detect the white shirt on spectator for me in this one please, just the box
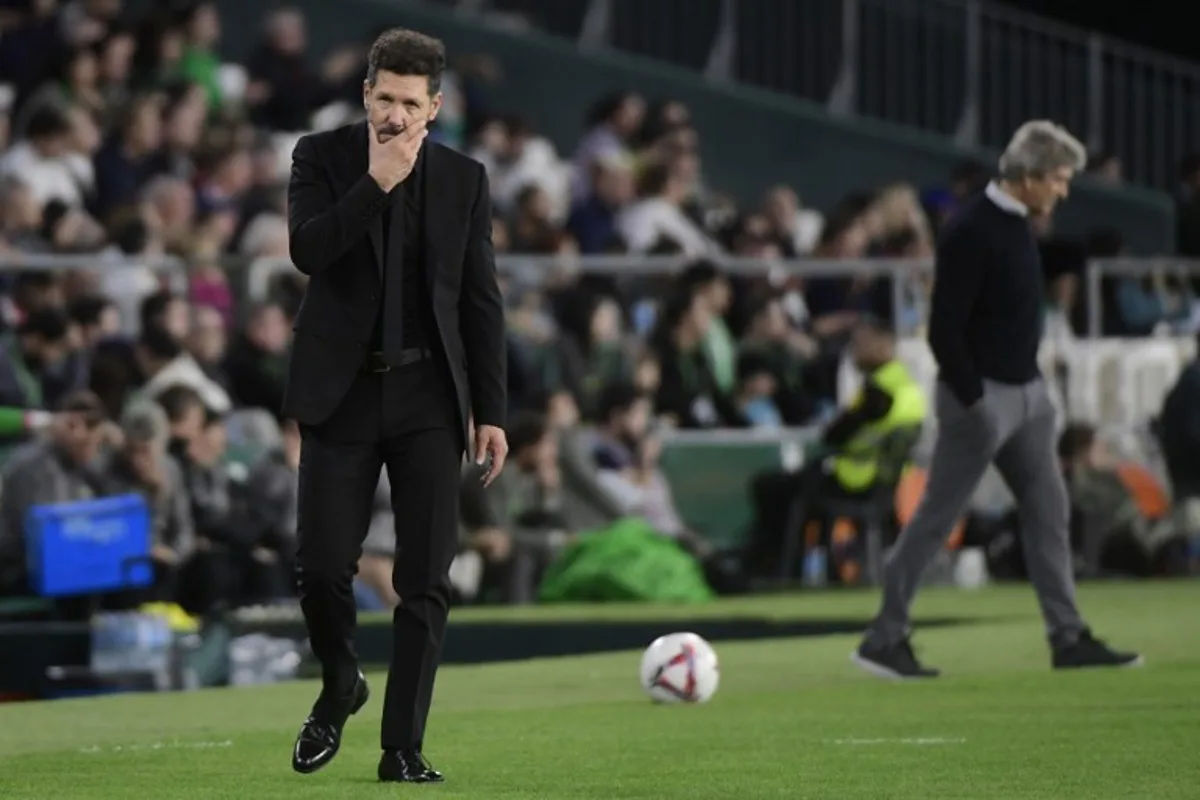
[787,208,825,255]
[594,469,686,538]
[572,125,626,201]
[0,141,91,208]
[143,354,232,414]
[616,198,720,257]
[490,137,571,222]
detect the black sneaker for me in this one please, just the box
[1052,630,1143,670]
[851,638,940,680]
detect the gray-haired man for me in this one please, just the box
[853,121,1141,679]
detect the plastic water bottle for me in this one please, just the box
[229,634,268,686]
[801,547,828,587]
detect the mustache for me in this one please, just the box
[377,119,427,137]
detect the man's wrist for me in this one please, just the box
[368,170,396,193]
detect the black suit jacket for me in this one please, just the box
[281,121,506,449]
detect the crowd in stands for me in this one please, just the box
[0,1,1195,614]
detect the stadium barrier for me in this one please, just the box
[0,253,1194,542]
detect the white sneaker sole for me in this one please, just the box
[849,651,935,681]
[1057,654,1146,671]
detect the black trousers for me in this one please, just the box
[296,357,461,752]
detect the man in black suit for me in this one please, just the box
[284,28,507,784]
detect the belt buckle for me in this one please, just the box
[368,353,390,373]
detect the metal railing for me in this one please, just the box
[1085,257,1200,338]
[247,253,934,335]
[7,251,1200,339]
[447,0,1200,190]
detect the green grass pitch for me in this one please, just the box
[2,581,1198,799]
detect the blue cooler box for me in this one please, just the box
[24,494,154,597]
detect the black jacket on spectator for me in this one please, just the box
[655,339,748,429]
[223,335,286,417]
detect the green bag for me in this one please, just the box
[537,518,715,603]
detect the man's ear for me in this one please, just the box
[427,91,443,123]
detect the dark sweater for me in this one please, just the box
[928,190,1043,407]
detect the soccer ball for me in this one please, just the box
[638,632,720,704]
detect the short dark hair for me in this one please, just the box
[58,389,107,425]
[596,383,644,424]
[67,294,113,328]
[156,384,205,424]
[26,105,71,140]
[139,290,180,332]
[17,308,70,342]
[507,411,549,456]
[366,28,445,93]
[854,313,895,339]
[1057,423,1096,461]
[138,324,182,362]
[679,259,723,291]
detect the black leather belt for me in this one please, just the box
[362,348,430,373]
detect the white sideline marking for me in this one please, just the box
[825,737,966,746]
[78,739,234,754]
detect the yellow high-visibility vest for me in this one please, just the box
[832,360,927,493]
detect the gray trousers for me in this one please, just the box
[865,377,1086,648]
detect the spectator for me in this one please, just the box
[237,416,301,596]
[1059,424,1189,576]
[616,159,720,257]
[571,91,644,201]
[106,400,202,607]
[0,307,78,410]
[679,260,736,395]
[135,323,231,413]
[0,390,110,594]
[0,105,87,208]
[222,300,288,414]
[652,288,747,429]
[461,411,603,603]
[566,152,635,254]
[591,383,714,558]
[92,92,164,216]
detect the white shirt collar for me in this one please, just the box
[985,181,1027,217]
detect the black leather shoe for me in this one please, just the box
[378,749,444,783]
[292,673,370,774]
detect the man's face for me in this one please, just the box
[618,398,652,442]
[54,412,100,464]
[363,70,442,142]
[1022,167,1074,216]
[546,391,579,429]
[172,403,206,444]
[250,305,289,354]
[850,327,889,372]
[125,439,160,484]
[95,304,121,340]
[705,278,731,315]
[754,300,788,340]
[162,298,191,343]
[20,333,67,371]
[594,164,634,206]
[36,132,69,159]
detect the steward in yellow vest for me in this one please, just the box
[824,320,927,495]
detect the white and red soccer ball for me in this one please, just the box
[639,632,720,704]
